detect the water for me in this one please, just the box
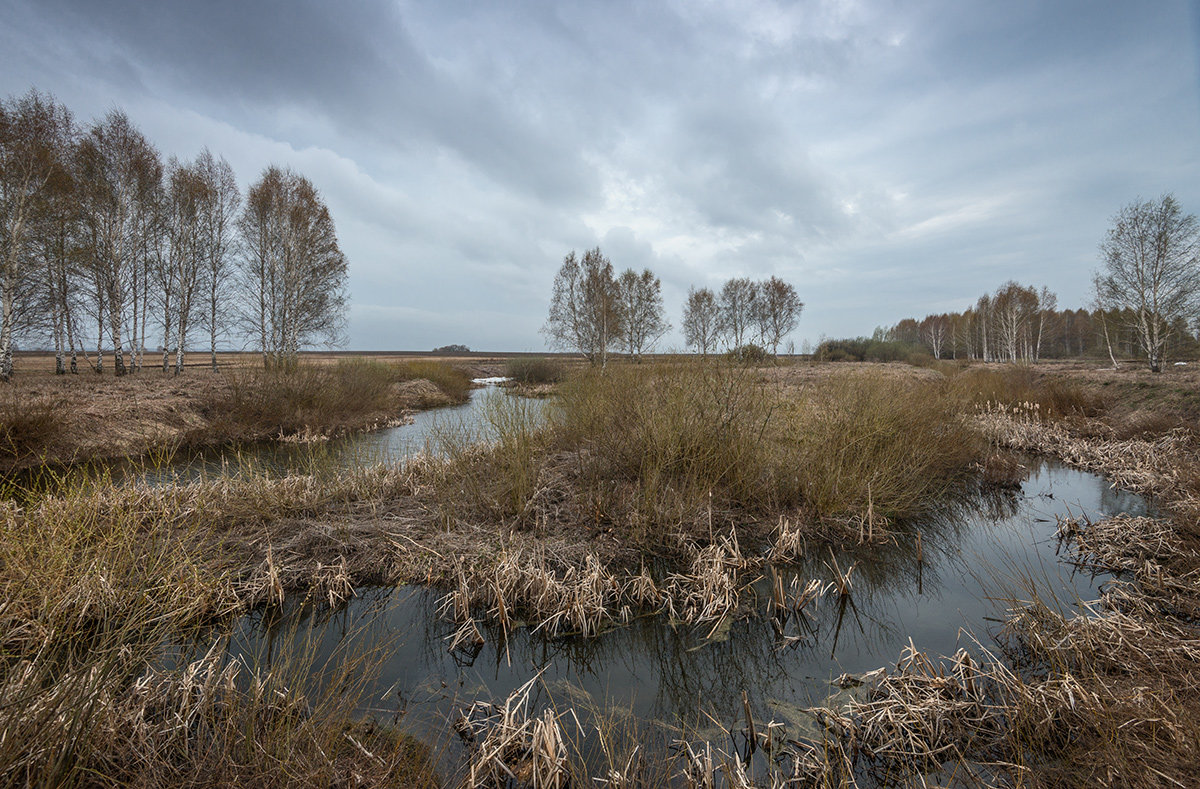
[204,458,1148,774]
[79,380,546,485]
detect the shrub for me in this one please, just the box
[432,360,989,541]
[782,371,982,523]
[813,337,933,365]
[726,344,770,364]
[505,357,566,385]
[203,359,398,439]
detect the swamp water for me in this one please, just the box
[26,382,1151,779]
[54,377,546,486]
[197,452,1147,778]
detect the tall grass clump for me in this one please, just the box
[202,359,399,440]
[430,388,551,521]
[951,366,1105,419]
[0,468,440,786]
[392,359,473,403]
[429,361,991,543]
[554,362,784,530]
[786,371,983,528]
[0,390,63,460]
[505,356,566,385]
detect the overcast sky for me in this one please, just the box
[3,1,1198,351]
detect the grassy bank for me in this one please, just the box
[0,358,473,473]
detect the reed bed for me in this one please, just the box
[7,362,1190,786]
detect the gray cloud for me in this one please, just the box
[1,0,1198,351]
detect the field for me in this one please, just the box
[1,353,1198,786]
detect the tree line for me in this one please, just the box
[868,195,1200,372]
[544,247,803,364]
[0,89,348,380]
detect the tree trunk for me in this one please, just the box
[0,275,13,382]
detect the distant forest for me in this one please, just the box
[818,280,1200,364]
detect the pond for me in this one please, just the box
[201,457,1147,779]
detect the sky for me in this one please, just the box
[2,0,1198,352]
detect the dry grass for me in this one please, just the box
[434,362,987,550]
[0,357,475,473]
[0,466,440,787]
[199,358,424,442]
[10,360,1198,786]
[784,370,982,531]
[0,388,64,460]
[504,357,566,385]
[392,359,473,403]
[950,365,1107,419]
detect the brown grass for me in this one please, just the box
[10,359,1199,786]
[0,389,64,460]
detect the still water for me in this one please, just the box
[102,379,546,484]
[207,457,1146,773]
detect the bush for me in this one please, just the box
[783,371,982,522]
[430,360,989,542]
[505,357,566,385]
[813,337,928,364]
[726,344,770,364]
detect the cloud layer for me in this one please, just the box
[2,0,1198,350]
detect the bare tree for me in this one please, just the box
[1094,194,1200,372]
[236,166,347,368]
[1033,286,1058,362]
[920,314,948,359]
[0,90,73,380]
[237,166,281,368]
[75,110,160,376]
[681,286,720,355]
[757,276,802,354]
[991,281,1038,362]
[616,267,669,362]
[718,277,757,350]
[543,247,622,367]
[195,149,240,371]
[166,157,205,374]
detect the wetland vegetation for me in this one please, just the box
[2,353,1199,787]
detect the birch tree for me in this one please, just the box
[718,277,757,350]
[616,267,669,362]
[75,110,160,376]
[1094,194,1200,372]
[166,158,205,374]
[236,166,347,368]
[757,276,802,354]
[196,149,240,371]
[681,286,720,355]
[0,90,73,380]
[544,247,622,367]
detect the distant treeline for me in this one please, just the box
[818,280,1200,364]
[0,89,348,380]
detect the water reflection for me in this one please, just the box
[192,458,1147,775]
